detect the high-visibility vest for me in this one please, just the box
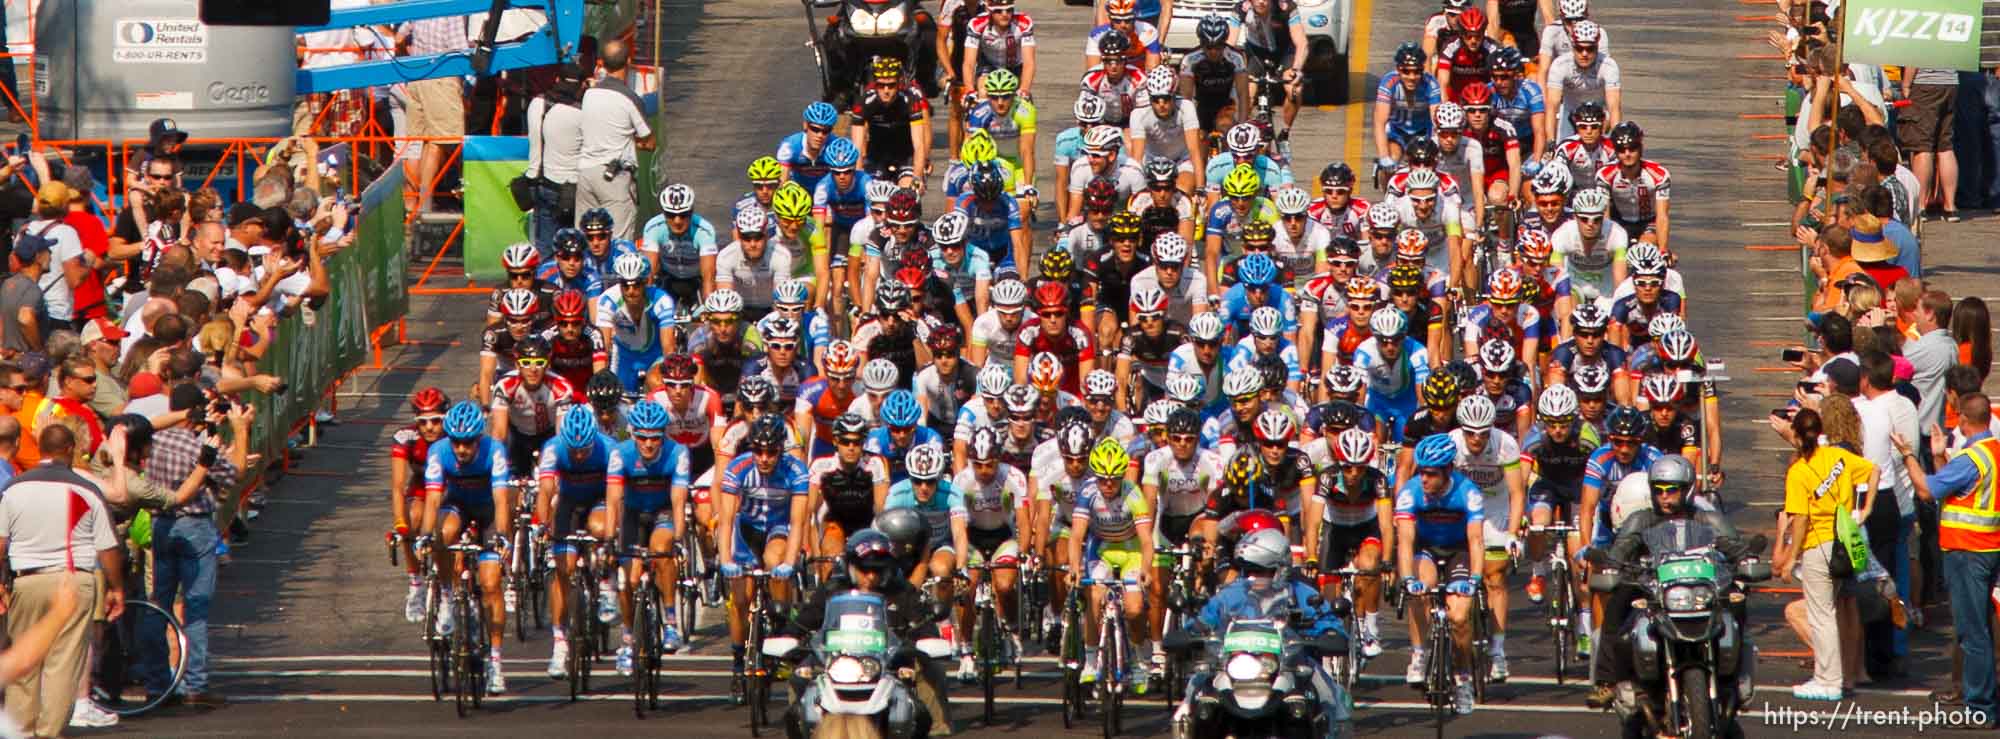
[1940,437,2000,552]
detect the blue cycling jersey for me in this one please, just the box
[641,213,716,281]
[723,452,812,530]
[864,426,945,485]
[883,481,968,549]
[424,436,510,507]
[1219,286,1298,337]
[537,261,598,297]
[1374,74,1442,140]
[952,193,1023,268]
[1492,80,1546,151]
[609,438,692,512]
[1392,470,1485,549]
[1584,443,1662,502]
[813,170,875,228]
[538,433,618,503]
[776,132,851,194]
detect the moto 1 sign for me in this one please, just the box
[1843,0,1983,72]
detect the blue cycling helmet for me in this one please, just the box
[629,400,669,434]
[1238,253,1277,287]
[823,137,860,169]
[880,389,922,428]
[443,401,486,441]
[1413,433,1458,469]
[804,102,839,128]
[558,405,599,450]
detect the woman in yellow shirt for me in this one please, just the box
[1774,406,1880,701]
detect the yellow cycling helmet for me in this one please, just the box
[1222,163,1262,198]
[960,129,998,164]
[1040,248,1074,280]
[1107,211,1143,239]
[771,182,814,221]
[747,156,784,184]
[1088,437,1130,478]
[982,69,1021,95]
[1222,449,1266,488]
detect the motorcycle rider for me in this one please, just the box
[780,529,938,739]
[1176,527,1350,733]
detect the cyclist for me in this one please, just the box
[1168,313,1231,410]
[1133,233,1212,325]
[1386,263,1451,362]
[1472,338,1535,441]
[489,242,557,328]
[777,102,847,193]
[856,359,904,428]
[809,138,870,269]
[967,279,1029,368]
[637,184,711,310]
[1398,372,1463,485]
[1393,432,1486,715]
[744,317,812,407]
[1177,15,1250,136]
[1460,83,1524,209]
[538,229,597,296]
[1520,166,1572,237]
[1082,34,1146,127]
[1607,246,1681,351]
[1270,186,1328,283]
[951,366,1013,469]
[536,405,618,679]
[688,289,766,403]
[1296,244,1363,367]
[1375,42,1443,168]
[883,444,972,659]
[1519,384,1596,621]
[1487,48,1547,167]
[1514,229,1571,339]
[1552,101,1614,190]
[711,207,788,319]
[807,412,889,579]
[1065,437,1156,690]
[1428,108,1487,229]
[1080,368,1139,447]
[480,289,547,406]
[794,340,866,459]
[853,281,923,385]
[607,400,692,675]
[1545,303,1625,391]
[1577,406,1660,556]
[1570,360,1615,439]
[761,279,835,373]
[850,57,931,190]
[577,208,638,283]
[770,183,830,302]
[1084,212,1153,344]
[930,213,993,319]
[1460,268,1543,377]
[1448,395,1526,681]
[586,370,632,440]
[491,336,578,477]
[1229,306,1301,391]
[1247,409,1317,530]
[956,162,1030,281]
[718,415,812,683]
[1140,402,1220,631]
[1549,186,1625,308]
[951,426,1031,670]
[1541,21,1620,141]
[1318,275,1382,368]
[967,70,1040,211]
[1309,163,1371,242]
[423,401,513,695]
[1644,329,1721,486]
[1237,0,1309,133]
[649,354,725,534]
[1638,372,1700,460]
[1086,0,1161,70]
[1011,281,1096,396]
[1221,251,1296,335]
[1303,427,1393,657]
[1130,67,1204,195]
[393,388,451,622]
[1355,309,1433,442]
[914,325,977,436]
[1114,287,1184,414]
[1434,8,1501,103]
[593,254,677,394]
[1596,121,1671,250]
[1537,0,1609,86]
[960,0,1039,118]
[869,390,944,486]
[735,157,786,234]
[853,191,929,316]
[1204,367,1266,452]
[1053,96,1111,224]
[1204,164,1278,283]
[1027,419,1094,635]
[1393,173,1466,289]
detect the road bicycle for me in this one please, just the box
[1157,541,1206,703]
[1528,521,1583,684]
[506,478,548,642]
[1320,561,1383,694]
[737,567,781,736]
[1063,576,1135,739]
[445,529,493,717]
[563,533,614,701]
[626,545,676,717]
[962,560,1019,725]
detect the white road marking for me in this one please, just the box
[1740,221,1791,227]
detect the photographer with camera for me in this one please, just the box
[575,40,654,241]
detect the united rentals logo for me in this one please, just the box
[1849,7,1975,47]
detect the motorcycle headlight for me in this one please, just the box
[1225,652,1273,682]
[827,655,879,683]
[1663,584,1713,613]
[850,6,906,37]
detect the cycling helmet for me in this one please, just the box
[1456,394,1496,430]
[1570,186,1611,215]
[1609,121,1644,150]
[871,55,904,82]
[1237,253,1277,287]
[1559,0,1589,20]
[559,405,599,449]
[1387,263,1425,293]
[1165,372,1204,403]
[1242,220,1277,245]
[1188,312,1226,342]
[1393,41,1425,69]
[969,163,1006,201]
[1033,280,1069,311]
[1444,359,1480,392]
[612,252,650,284]
[1492,46,1526,72]
[501,242,540,272]
[873,508,926,557]
[738,375,777,408]
[1457,6,1488,31]
[747,156,785,184]
[973,365,1011,399]
[1225,123,1261,156]
[1421,373,1462,409]
[1433,102,1466,131]
[1659,329,1699,364]
[1143,156,1178,185]
[411,387,450,417]
[659,183,696,214]
[763,316,801,342]
[1641,372,1685,405]
[1518,228,1554,261]
[1402,167,1440,192]
[1272,185,1312,215]
[1459,82,1494,109]
[1253,409,1296,443]
[1235,528,1290,572]
[804,101,839,128]
[954,425,999,465]
[1530,164,1573,195]
[1627,243,1668,276]
[1642,315,1683,344]
[1325,365,1366,396]
[1486,268,1526,305]
[629,400,669,434]
[1196,14,1231,45]
[1088,437,1130,478]
[747,414,789,452]
[705,288,745,315]
[1570,303,1610,332]
[773,182,815,221]
[499,288,539,320]
[1335,428,1376,466]
[580,208,614,234]
[1105,0,1137,20]
[961,129,999,164]
[1056,422,1094,458]
[1040,248,1075,280]
[1538,384,1580,421]
[1571,360,1612,394]
[1342,276,1378,303]
[991,279,1029,309]
[1248,306,1284,337]
[1029,352,1064,391]
[545,287,582,320]
[1096,31,1131,57]
[1254,354,1288,391]
[516,335,551,360]
[1221,164,1262,198]
[875,279,911,312]
[1129,286,1168,316]
[884,191,921,226]
[1606,406,1647,439]
[1369,306,1408,338]
[844,529,898,572]
[926,324,963,354]
[1082,177,1120,212]
[1152,232,1191,264]
[824,340,861,376]
[1648,454,1696,491]
[1144,399,1177,427]
[773,278,812,308]
[1074,92,1108,124]
[1143,66,1177,98]
[982,68,1022,96]
[1569,101,1607,126]
[586,370,623,409]
[1477,338,1516,375]
[1223,366,1263,398]
[735,205,771,235]
[443,400,487,440]
[1002,384,1039,415]
[865,179,900,207]
[1165,407,1201,437]
[906,443,947,481]
[1083,125,1123,153]
[1413,433,1457,469]
[1367,202,1400,231]
[660,353,697,381]
[862,358,901,392]
[1404,139,1440,168]
[1569,19,1602,45]
[1223,450,1266,488]
[1083,369,1118,399]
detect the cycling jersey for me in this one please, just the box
[1375,74,1443,142]
[1609,291,1684,348]
[743,355,814,406]
[1595,160,1672,227]
[538,431,617,503]
[688,322,765,399]
[851,84,930,166]
[776,132,851,193]
[1074,480,1152,544]
[1522,425,1596,488]
[1645,414,1701,456]
[1555,136,1614,189]
[1354,335,1431,437]
[1012,319,1096,395]
[967,98,1038,164]
[723,452,812,531]
[1202,155,1292,195]
[1131,265,1212,326]
[1470,119,1521,182]
[481,325,543,376]
[932,241,994,308]
[1237,0,1300,56]
[795,376,867,451]
[1385,167,1466,203]
[864,425,945,485]
[593,286,676,355]
[811,454,889,532]
[853,315,924,386]
[1314,463,1388,528]
[1030,444,1092,530]
[1545,53,1621,121]
[968,309,1023,369]
[813,171,875,232]
[425,436,511,507]
[1450,428,1521,498]
[645,385,725,449]
[1583,442,1662,542]
[1260,448,1318,515]
[1180,47,1246,128]
[884,480,969,550]
[1051,125,1088,178]
[1401,411,1458,449]
[964,13,1036,73]
[1118,322,1185,388]
[951,463,1028,532]
[1392,471,1485,549]
[392,426,439,497]
[1435,37,1504,101]
[1459,303,1544,352]
[538,324,608,391]
[1204,197,1279,263]
[1307,197,1371,241]
[1391,196,1463,278]
[537,261,598,297]
[1491,80,1546,151]
[1142,446,1221,520]
[1549,218,1629,299]
[1128,97,1200,163]
[608,438,692,513]
[1431,137,1486,194]
[1080,64,1146,125]
[913,363,977,429]
[952,192,1024,270]
[1547,340,1628,379]
[492,373,578,437]
[1227,335,1302,384]
[640,213,717,282]
[1270,221,1331,284]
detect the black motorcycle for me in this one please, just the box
[803,0,940,109]
[1164,581,1352,739]
[1586,526,1770,739]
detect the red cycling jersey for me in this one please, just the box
[389,425,436,497]
[1012,319,1097,395]
[644,384,725,448]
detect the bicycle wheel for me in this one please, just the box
[978,605,997,725]
[530,541,549,629]
[748,611,767,736]
[1551,565,1572,685]
[568,573,589,701]
[512,530,530,642]
[453,597,475,718]
[1100,619,1122,739]
[106,599,191,717]
[1428,611,1453,739]
[634,588,654,718]
[468,597,488,710]
[1472,588,1490,703]
[647,588,665,709]
[1060,604,1081,729]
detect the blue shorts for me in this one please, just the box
[437,500,504,564]
[618,505,677,558]
[732,519,792,566]
[1365,391,1419,441]
[1387,127,1432,151]
[613,347,663,394]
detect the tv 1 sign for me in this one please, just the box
[1843,0,1984,72]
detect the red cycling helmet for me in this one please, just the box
[1082,178,1119,213]
[927,324,963,352]
[1034,280,1069,311]
[895,266,928,291]
[660,352,698,381]
[552,289,588,321]
[1459,82,1494,108]
[1229,509,1284,539]
[1458,7,1488,32]
[410,387,449,417]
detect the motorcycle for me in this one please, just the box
[1586,525,1770,739]
[803,0,939,109]
[1164,581,1352,739]
[766,591,954,739]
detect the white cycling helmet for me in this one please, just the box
[1152,232,1191,264]
[1188,312,1227,342]
[1074,92,1108,124]
[1249,306,1284,337]
[865,178,899,205]
[906,443,947,481]
[1084,125,1123,152]
[499,287,539,317]
[1538,383,1580,418]
[1641,372,1685,405]
[1366,201,1400,230]
[1570,19,1602,45]
[862,358,901,392]
[1627,243,1669,276]
[1647,312,1686,340]
[1253,409,1296,442]
[1403,167,1440,192]
[611,252,650,284]
[967,426,1002,462]
[501,242,539,271]
[1571,302,1611,332]
[1166,371,1205,403]
[1530,164,1573,195]
[1456,394,1497,430]
[1477,338,1516,374]
[932,211,970,246]
[1324,365,1365,395]
[1144,66,1178,97]
[1335,427,1377,465]
[1569,186,1611,215]
[659,183,696,214]
[1002,384,1038,414]
[1144,399,1179,426]
[1272,185,1312,215]
[762,316,801,340]
[1222,366,1264,397]
[1225,123,1261,155]
[1369,308,1408,338]
[1660,329,1699,363]
[1084,369,1118,399]
[992,278,1029,309]
[705,288,745,314]
[1433,102,1466,131]
[775,278,811,307]
[977,364,1013,398]
[734,205,769,234]
[1559,0,1589,20]
[1571,360,1612,394]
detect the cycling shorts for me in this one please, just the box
[1613,216,1657,237]
[1482,169,1510,192]
[1365,392,1419,442]
[1151,511,1201,565]
[618,508,676,555]
[1085,538,1147,584]
[436,502,504,564]
[1319,519,1383,567]
[613,346,663,393]
[1527,478,1581,517]
[506,430,551,479]
[733,519,789,567]
[966,525,1020,566]
[1415,546,1477,595]
[551,497,608,556]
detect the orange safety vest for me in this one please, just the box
[1940,437,2000,552]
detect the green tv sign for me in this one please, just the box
[1844,0,1984,72]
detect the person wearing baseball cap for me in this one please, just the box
[125,118,188,191]
[80,318,128,418]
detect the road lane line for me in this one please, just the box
[1341,0,1376,169]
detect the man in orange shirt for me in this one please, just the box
[1809,225,1863,315]
[0,360,40,467]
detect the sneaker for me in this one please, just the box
[596,588,620,624]
[702,568,724,607]
[547,639,570,679]
[958,654,978,683]
[404,585,426,624]
[487,661,507,695]
[1079,648,1100,684]
[1005,632,1022,665]
[1488,655,1509,683]
[662,624,685,653]
[1360,634,1383,659]
[1792,681,1843,701]
[1133,672,1151,696]
[68,699,118,728]
[1946,210,1963,223]
[1526,575,1545,604]
[617,645,635,677]
[1586,683,1615,709]
[435,601,456,636]
[1405,650,1427,685]
[1453,673,1475,714]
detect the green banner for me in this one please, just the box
[461,135,661,284]
[1842,0,1984,72]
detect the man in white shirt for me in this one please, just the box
[525,63,587,250]
[575,40,655,241]
[1852,350,1918,670]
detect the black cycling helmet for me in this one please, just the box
[1196,15,1230,45]
[747,414,789,452]
[1606,405,1648,439]
[552,228,587,256]
[1097,31,1131,57]
[1610,120,1644,150]
[1393,41,1425,68]
[1404,138,1440,168]
[579,208,614,234]
[1319,162,1356,189]
[1492,46,1526,72]
[844,529,899,572]
[586,370,623,409]
[1165,407,1200,437]
[1570,101,1607,126]
[1321,400,1366,430]
[873,507,929,562]
[515,335,551,360]
[1253,354,1288,392]
[1443,359,1480,395]
[832,412,870,440]
[970,163,1005,201]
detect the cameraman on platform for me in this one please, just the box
[575,39,654,241]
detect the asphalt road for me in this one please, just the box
[81,0,2000,736]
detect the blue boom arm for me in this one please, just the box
[294,0,582,95]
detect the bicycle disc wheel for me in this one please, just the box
[453,599,474,718]
[110,599,191,717]
[634,592,653,718]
